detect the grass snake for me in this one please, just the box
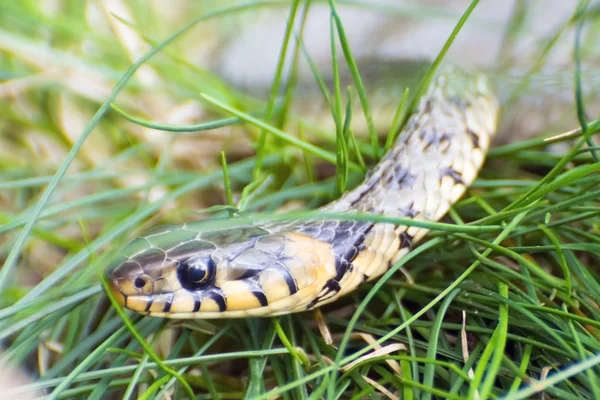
[106,67,499,318]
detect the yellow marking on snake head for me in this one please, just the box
[220,280,263,311]
[169,290,196,313]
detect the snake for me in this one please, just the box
[106,67,499,319]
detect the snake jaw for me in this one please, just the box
[106,275,127,308]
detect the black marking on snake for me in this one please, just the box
[399,232,413,250]
[423,98,433,113]
[163,295,174,312]
[193,298,201,312]
[441,167,464,184]
[145,298,153,312]
[252,290,268,307]
[467,129,480,149]
[391,165,416,189]
[208,290,227,312]
[244,275,270,307]
[279,267,298,295]
[399,201,418,219]
[334,245,357,274]
[309,223,374,308]
[307,280,341,309]
[420,129,452,151]
[334,223,374,274]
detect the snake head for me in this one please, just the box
[106,223,337,318]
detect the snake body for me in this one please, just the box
[106,68,499,318]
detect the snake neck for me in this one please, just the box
[324,69,498,219]
[282,70,499,307]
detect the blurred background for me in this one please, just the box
[1,0,600,396]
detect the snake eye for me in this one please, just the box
[177,256,216,290]
[134,277,147,289]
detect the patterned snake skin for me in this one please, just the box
[106,67,499,318]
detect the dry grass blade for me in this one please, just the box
[342,343,407,373]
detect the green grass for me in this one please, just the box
[1,0,600,399]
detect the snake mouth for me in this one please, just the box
[106,276,159,313]
[106,279,127,307]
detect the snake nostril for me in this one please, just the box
[134,277,146,289]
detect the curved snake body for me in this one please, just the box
[106,68,499,318]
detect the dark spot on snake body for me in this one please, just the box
[326,280,341,294]
[243,276,268,306]
[394,163,408,177]
[252,290,268,307]
[279,268,298,295]
[208,290,227,312]
[467,129,480,149]
[399,232,413,250]
[344,246,359,263]
[162,294,175,312]
[334,258,349,281]
[420,129,452,151]
[145,298,153,312]
[441,167,464,184]
[399,201,418,219]
[193,298,201,312]
[423,98,433,113]
[192,293,202,312]
[332,223,373,280]
[306,298,318,310]
[439,131,452,144]
[307,279,341,309]
[390,165,416,189]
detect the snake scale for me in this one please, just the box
[106,67,499,318]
